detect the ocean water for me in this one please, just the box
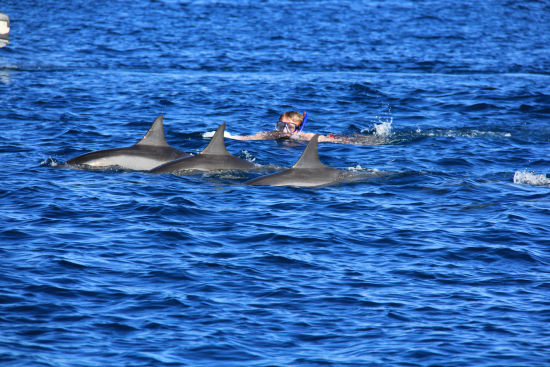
[1,1,549,366]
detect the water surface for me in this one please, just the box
[1,1,549,366]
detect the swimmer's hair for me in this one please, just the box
[280,111,304,125]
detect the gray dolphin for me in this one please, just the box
[65,115,190,171]
[150,123,256,174]
[246,135,357,187]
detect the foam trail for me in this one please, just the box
[513,170,550,187]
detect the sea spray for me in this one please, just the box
[371,105,394,138]
[513,170,550,187]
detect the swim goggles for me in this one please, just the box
[275,112,308,134]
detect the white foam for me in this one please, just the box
[419,128,511,139]
[513,170,550,187]
[347,164,365,172]
[240,150,256,163]
[374,117,393,137]
[41,157,60,167]
[359,106,394,138]
[373,106,394,137]
[346,166,383,175]
[202,130,233,139]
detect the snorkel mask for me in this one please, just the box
[275,112,308,134]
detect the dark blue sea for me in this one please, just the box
[1,1,549,366]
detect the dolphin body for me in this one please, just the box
[246,135,357,187]
[150,123,255,174]
[65,115,190,171]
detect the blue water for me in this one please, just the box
[1,1,550,366]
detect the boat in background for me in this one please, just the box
[0,13,9,47]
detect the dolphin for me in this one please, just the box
[246,135,358,187]
[150,123,256,174]
[65,115,190,171]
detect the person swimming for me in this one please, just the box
[230,111,351,143]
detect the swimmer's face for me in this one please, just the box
[275,114,300,134]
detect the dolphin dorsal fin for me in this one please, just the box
[135,115,169,147]
[201,123,230,155]
[292,135,328,169]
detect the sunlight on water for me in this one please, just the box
[513,170,550,187]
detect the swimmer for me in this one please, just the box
[230,111,352,144]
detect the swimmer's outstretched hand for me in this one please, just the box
[229,131,291,141]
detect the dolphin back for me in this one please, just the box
[135,115,170,147]
[149,123,255,174]
[201,123,229,155]
[246,135,346,187]
[292,135,328,169]
[64,115,189,170]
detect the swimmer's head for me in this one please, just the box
[275,111,308,134]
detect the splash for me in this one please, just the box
[347,164,365,172]
[358,105,394,139]
[346,165,384,175]
[41,157,61,167]
[375,105,394,137]
[369,105,394,138]
[202,130,233,139]
[240,150,256,163]
[513,170,550,187]
[374,117,393,137]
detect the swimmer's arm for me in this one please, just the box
[229,131,358,144]
[320,134,378,145]
[293,132,348,144]
[229,131,290,140]
[318,134,340,143]
[229,132,266,141]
